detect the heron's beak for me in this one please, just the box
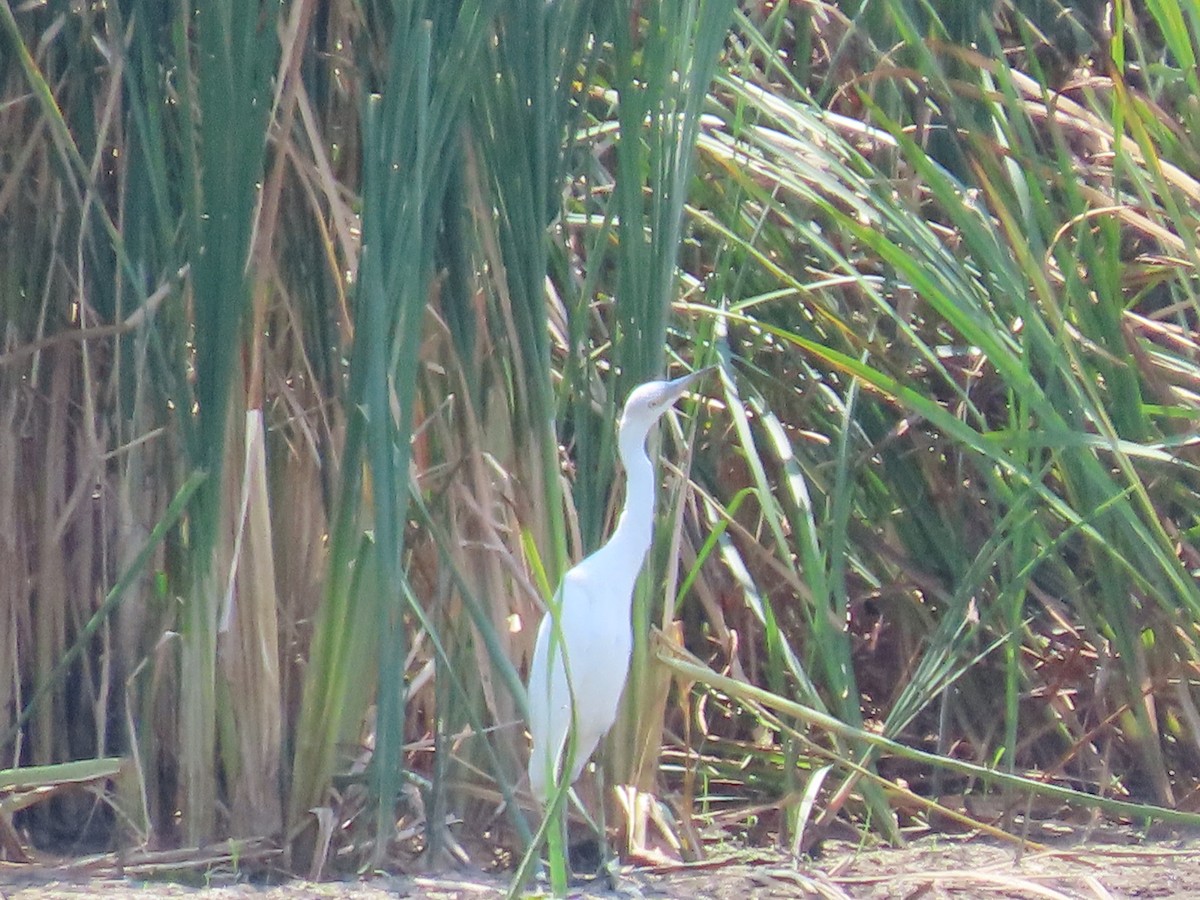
[665,365,717,399]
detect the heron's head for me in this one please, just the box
[619,366,715,432]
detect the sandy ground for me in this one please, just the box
[1,832,1199,900]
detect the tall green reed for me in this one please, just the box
[600,0,737,805]
[676,1,1200,837]
[288,0,502,863]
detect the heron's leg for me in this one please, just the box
[567,785,599,833]
[565,773,617,886]
[594,762,619,889]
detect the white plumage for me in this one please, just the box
[526,368,710,804]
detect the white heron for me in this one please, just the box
[526,366,713,807]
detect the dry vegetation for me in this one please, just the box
[4,0,1200,894]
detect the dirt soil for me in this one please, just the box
[2,832,1199,900]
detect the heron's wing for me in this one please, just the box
[525,563,636,799]
[526,600,570,802]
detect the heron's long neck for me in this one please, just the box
[608,423,657,570]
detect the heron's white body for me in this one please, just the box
[526,370,707,804]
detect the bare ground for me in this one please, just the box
[2,832,1199,900]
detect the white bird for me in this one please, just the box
[527,367,712,805]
